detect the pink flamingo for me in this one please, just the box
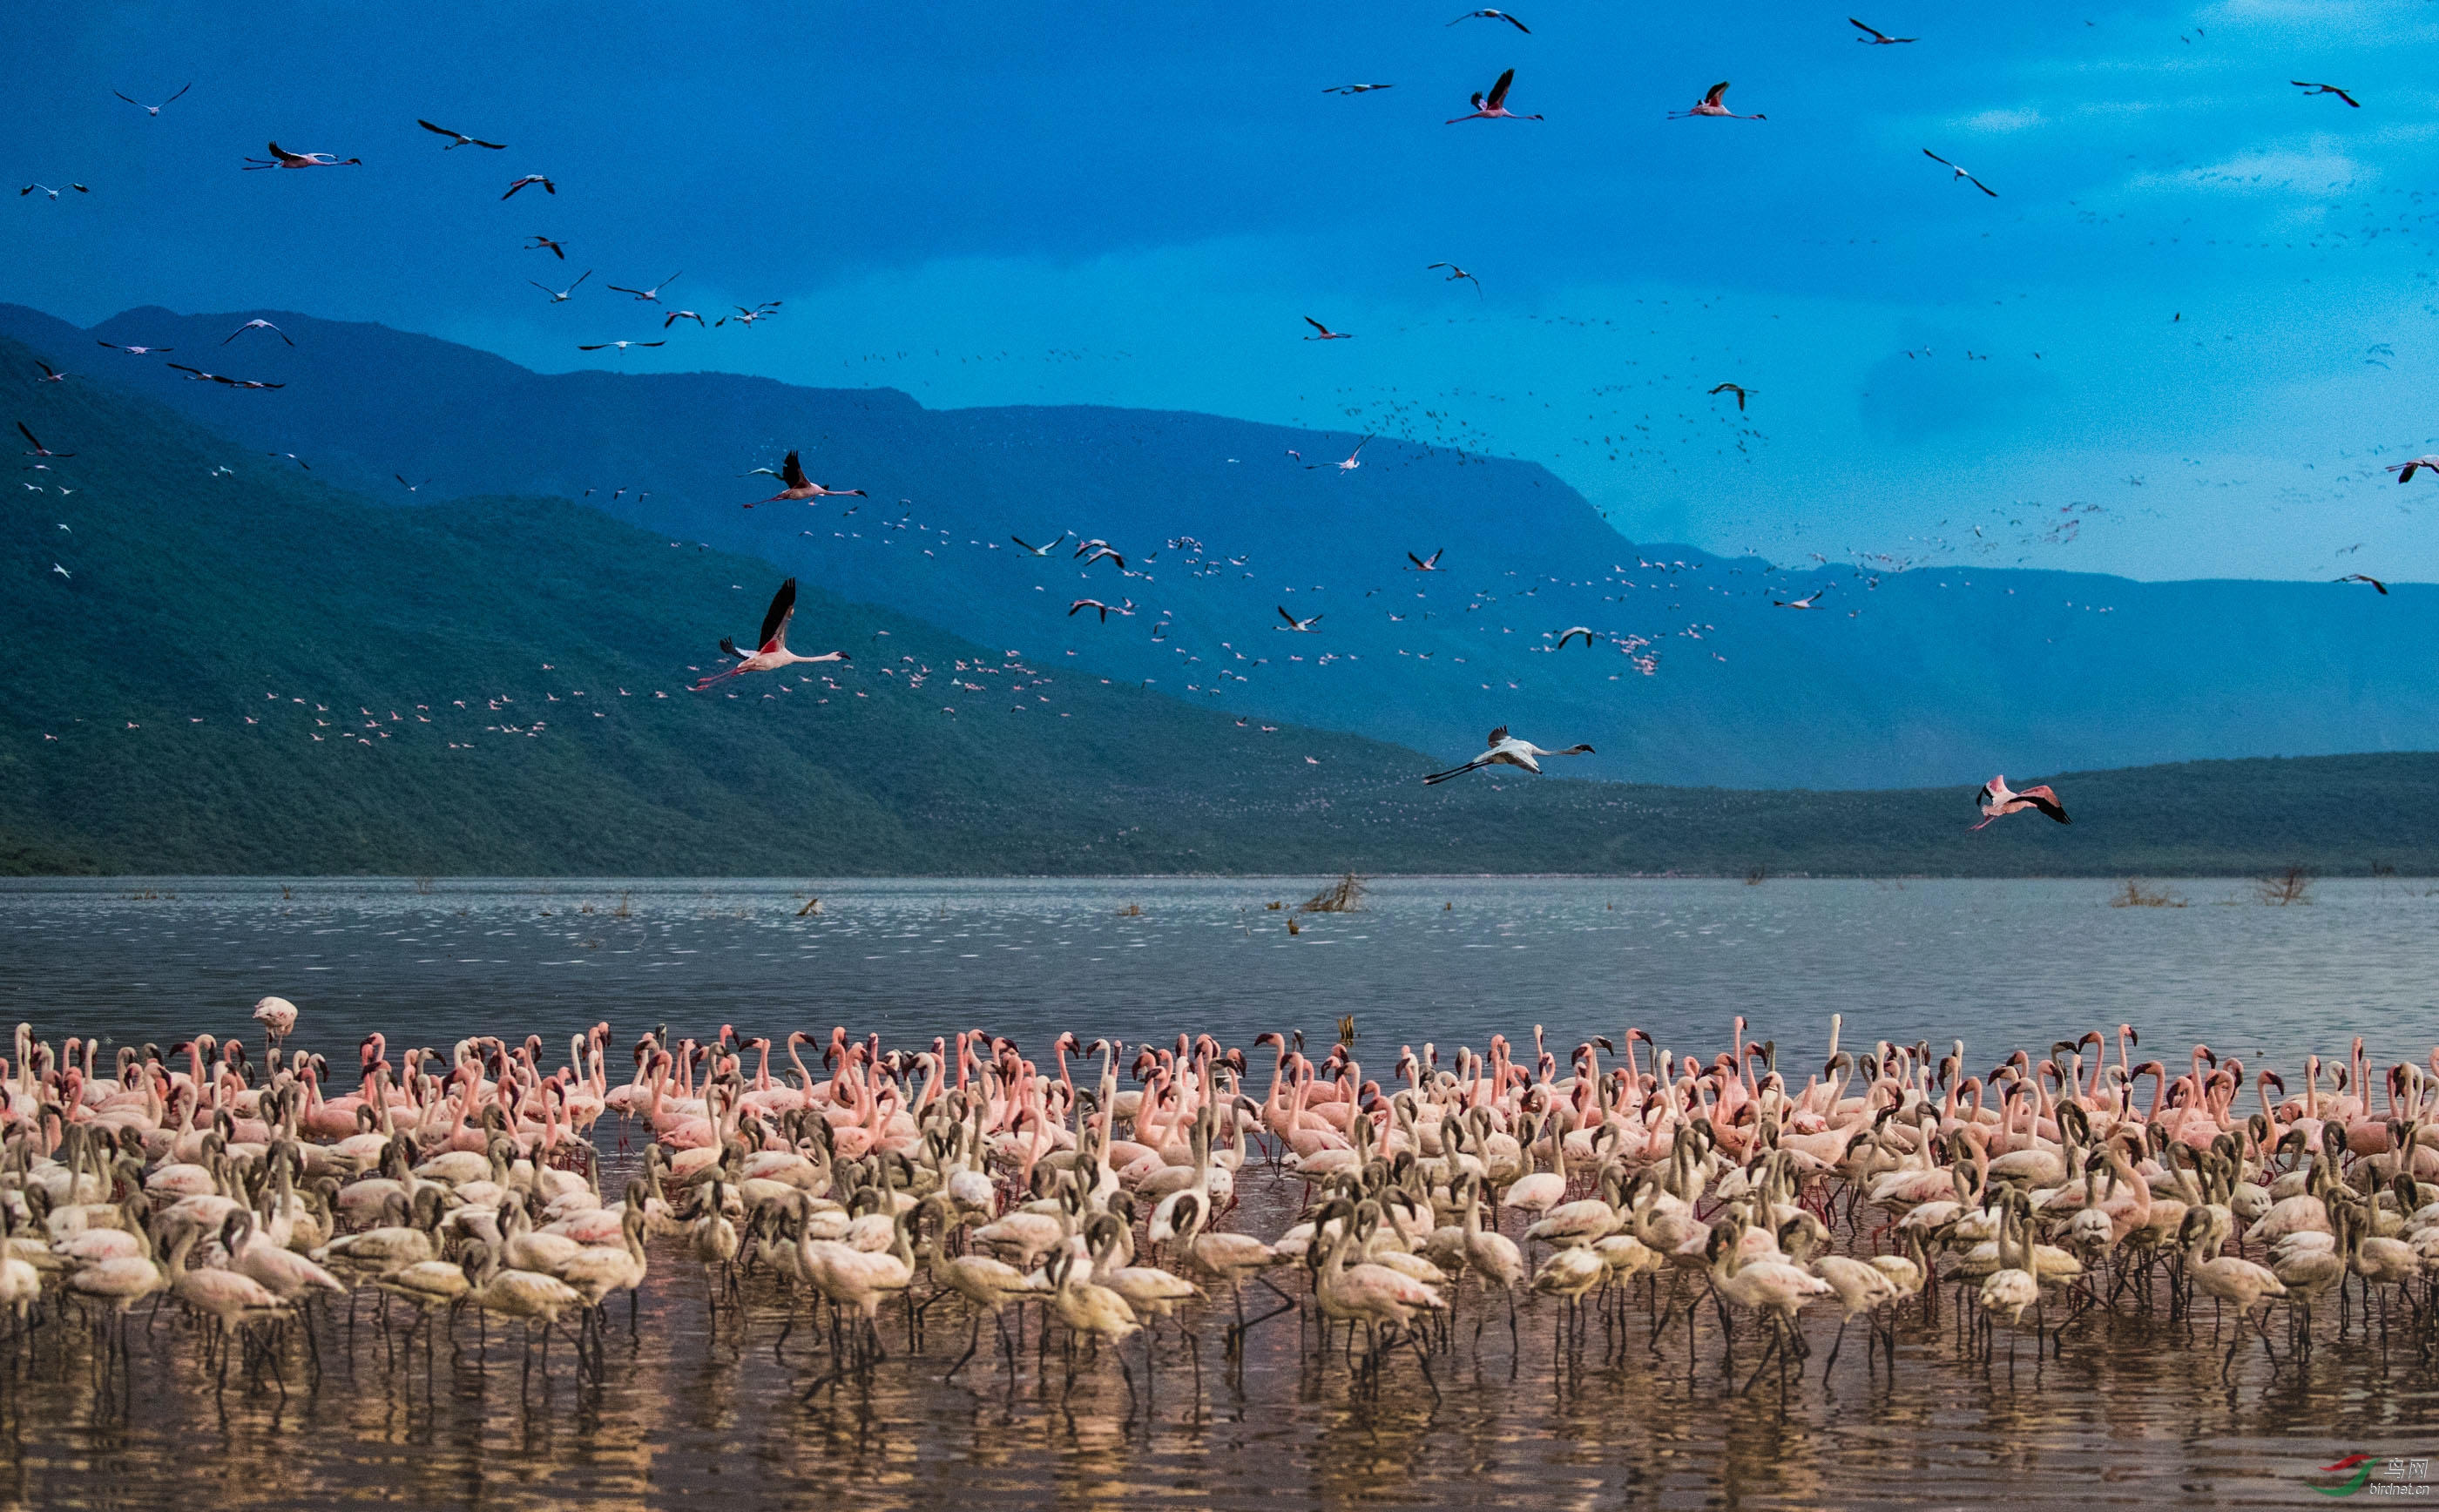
[243,143,361,169]
[743,450,865,506]
[1972,774,2069,829]
[1448,69,1543,124]
[691,578,849,691]
[1670,82,1765,120]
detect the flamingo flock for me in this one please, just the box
[6,1002,2435,1410]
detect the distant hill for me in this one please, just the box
[7,302,2437,792]
[6,330,2439,878]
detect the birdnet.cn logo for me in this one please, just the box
[2306,1454,2429,1497]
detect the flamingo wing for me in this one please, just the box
[1304,316,1330,336]
[1922,148,1953,168]
[1278,606,1301,628]
[758,577,798,655]
[1486,725,1510,746]
[2017,786,2071,824]
[1704,82,1731,107]
[1485,70,1516,110]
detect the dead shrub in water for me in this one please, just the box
[1301,874,1366,913]
[2254,867,2313,906]
[2109,879,2186,908]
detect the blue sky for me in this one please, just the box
[4,0,2436,582]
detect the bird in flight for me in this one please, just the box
[1078,543,1128,571]
[417,119,506,150]
[525,234,567,260]
[1773,585,1828,609]
[1303,317,1354,341]
[2335,573,2388,595]
[1449,70,1542,123]
[1068,597,1136,622]
[694,578,848,690]
[744,449,865,507]
[1010,531,1070,557]
[1422,726,1594,785]
[502,174,555,199]
[2290,81,2361,108]
[575,339,665,353]
[608,272,681,303]
[2385,456,2439,483]
[1429,262,1483,296]
[1407,548,1445,571]
[114,84,192,115]
[1552,626,1599,648]
[663,309,707,328]
[395,475,432,492]
[1922,150,1996,195]
[168,364,284,388]
[1277,607,1324,632]
[1449,9,1530,31]
[19,183,88,199]
[32,361,68,382]
[244,143,361,169]
[1308,435,1371,472]
[17,423,72,459]
[530,270,591,302]
[1671,82,1765,119]
[97,341,171,355]
[1321,83,1395,95]
[1707,381,1753,412]
[224,319,294,347]
[1848,18,1915,44]
[1972,774,2069,830]
[718,302,782,327]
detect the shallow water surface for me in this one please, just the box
[0,875,2433,1509]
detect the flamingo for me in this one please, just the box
[1552,626,1600,649]
[530,270,591,302]
[1670,82,1764,120]
[1276,607,1324,632]
[1010,531,1070,557]
[1429,262,1483,295]
[1774,586,1827,610]
[19,183,88,199]
[1971,774,2070,830]
[1407,548,1445,571]
[17,424,72,459]
[575,340,665,353]
[1321,83,1395,95]
[2335,574,2388,595]
[1307,436,1370,472]
[1922,150,1996,196]
[1708,381,1753,411]
[223,319,294,347]
[503,174,556,199]
[1421,726,1595,785]
[97,341,172,355]
[1849,18,1915,44]
[33,361,68,382]
[526,234,567,259]
[693,578,849,691]
[1448,69,1543,123]
[1449,9,1530,31]
[2387,457,2439,483]
[2291,81,2361,107]
[243,144,361,170]
[1302,317,1354,341]
[744,450,864,506]
[1068,597,1135,622]
[606,271,681,302]
[418,119,506,150]
[115,84,192,115]
[251,996,297,1058]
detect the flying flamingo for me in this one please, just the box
[1670,82,1765,119]
[1972,774,2070,830]
[115,84,192,115]
[243,144,361,169]
[1708,381,1753,411]
[1449,70,1542,123]
[17,423,72,459]
[1552,626,1599,648]
[743,450,865,507]
[1422,726,1594,783]
[1774,586,1827,609]
[1069,597,1136,622]
[97,341,172,355]
[2385,456,2439,483]
[1307,435,1370,472]
[19,183,88,199]
[1849,18,1915,44]
[1923,150,1996,195]
[418,119,506,149]
[1011,531,1070,556]
[503,174,555,199]
[1277,607,1324,632]
[693,578,848,690]
[1303,317,1354,341]
[2334,574,2388,595]
[531,270,592,302]
[1449,9,1530,31]
[224,319,294,347]
[607,271,682,303]
[1407,549,1444,571]
[33,361,68,382]
[575,340,665,354]
[2291,81,2361,107]
[1321,84,1395,95]
[526,234,567,259]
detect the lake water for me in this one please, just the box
[0,875,2435,1509]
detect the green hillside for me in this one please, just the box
[4,334,2436,878]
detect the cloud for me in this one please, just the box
[1963,108,2044,134]
[2132,144,2370,196]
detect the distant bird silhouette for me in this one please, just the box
[2386,456,2439,483]
[1972,775,2069,830]
[1322,84,1395,95]
[1069,597,1135,622]
[114,84,192,115]
[607,271,681,303]
[503,174,555,199]
[575,339,664,353]
[1708,381,1753,411]
[418,118,506,149]
[745,450,864,507]
[19,182,88,199]
[1552,626,1598,648]
[1849,18,1915,43]
[223,319,294,347]
[530,270,591,302]
[32,361,68,382]
[1011,532,1069,557]
[97,341,172,355]
[1303,317,1354,341]
[395,475,432,492]
[525,234,567,259]
[2335,573,2388,595]
[1671,82,1764,119]
[17,423,71,458]
[693,578,848,689]
[2290,81,2360,107]
[1449,9,1530,32]
[1429,262,1483,297]
[1277,607,1324,632]
[1923,150,1996,195]
[1422,726,1594,784]
[1774,586,1827,609]
[243,143,360,169]
[1407,549,1445,571]
[1449,70,1542,123]
[1308,435,1370,472]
